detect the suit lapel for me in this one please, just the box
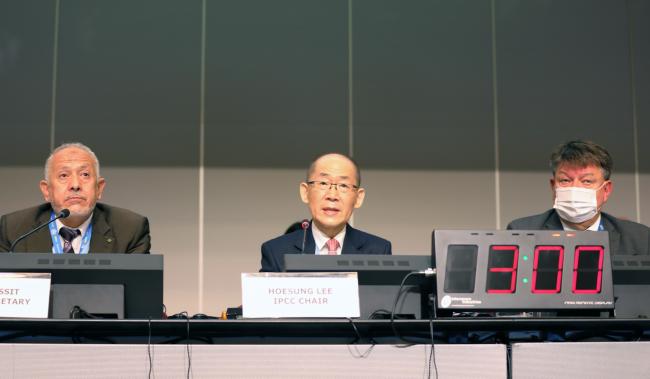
[292,226,315,254]
[542,210,564,230]
[341,224,364,254]
[89,208,116,253]
[25,210,54,253]
[600,214,621,253]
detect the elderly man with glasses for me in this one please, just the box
[260,153,392,272]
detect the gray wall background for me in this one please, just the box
[1,0,648,315]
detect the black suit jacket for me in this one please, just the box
[507,209,650,255]
[260,224,392,272]
[0,203,151,253]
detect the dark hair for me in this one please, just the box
[549,140,613,180]
[306,153,361,186]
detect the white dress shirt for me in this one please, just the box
[311,223,345,255]
[54,214,93,254]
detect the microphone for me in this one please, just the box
[300,219,310,253]
[9,209,70,252]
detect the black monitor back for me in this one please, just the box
[611,255,650,318]
[283,254,433,319]
[0,253,163,319]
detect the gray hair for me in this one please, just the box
[44,142,101,181]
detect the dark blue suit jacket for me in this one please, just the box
[260,224,392,272]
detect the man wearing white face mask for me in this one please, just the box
[507,140,650,255]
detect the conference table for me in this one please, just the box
[1,317,650,378]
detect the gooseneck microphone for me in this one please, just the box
[9,209,70,252]
[300,219,310,253]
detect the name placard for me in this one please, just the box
[0,273,51,318]
[241,272,360,318]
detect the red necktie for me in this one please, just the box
[326,238,340,255]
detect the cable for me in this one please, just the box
[346,317,363,344]
[167,311,189,319]
[368,309,392,319]
[166,312,192,378]
[390,269,435,344]
[428,313,438,379]
[190,313,218,320]
[390,272,417,343]
[69,305,102,319]
[185,314,192,379]
[506,343,512,379]
[346,313,376,358]
[147,317,153,379]
[347,344,375,359]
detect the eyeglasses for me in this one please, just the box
[306,180,359,194]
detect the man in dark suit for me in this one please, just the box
[0,143,150,254]
[507,140,649,255]
[261,153,391,272]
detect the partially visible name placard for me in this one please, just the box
[241,272,360,318]
[0,273,51,318]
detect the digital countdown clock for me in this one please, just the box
[432,230,614,311]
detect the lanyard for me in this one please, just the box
[48,211,93,254]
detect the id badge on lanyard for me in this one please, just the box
[48,211,93,254]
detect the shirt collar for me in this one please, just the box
[311,223,346,253]
[560,214,602,232]
[55,213,93,238]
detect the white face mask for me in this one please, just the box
[553,184,605,223]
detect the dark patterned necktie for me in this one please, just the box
[59,227,81,254]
